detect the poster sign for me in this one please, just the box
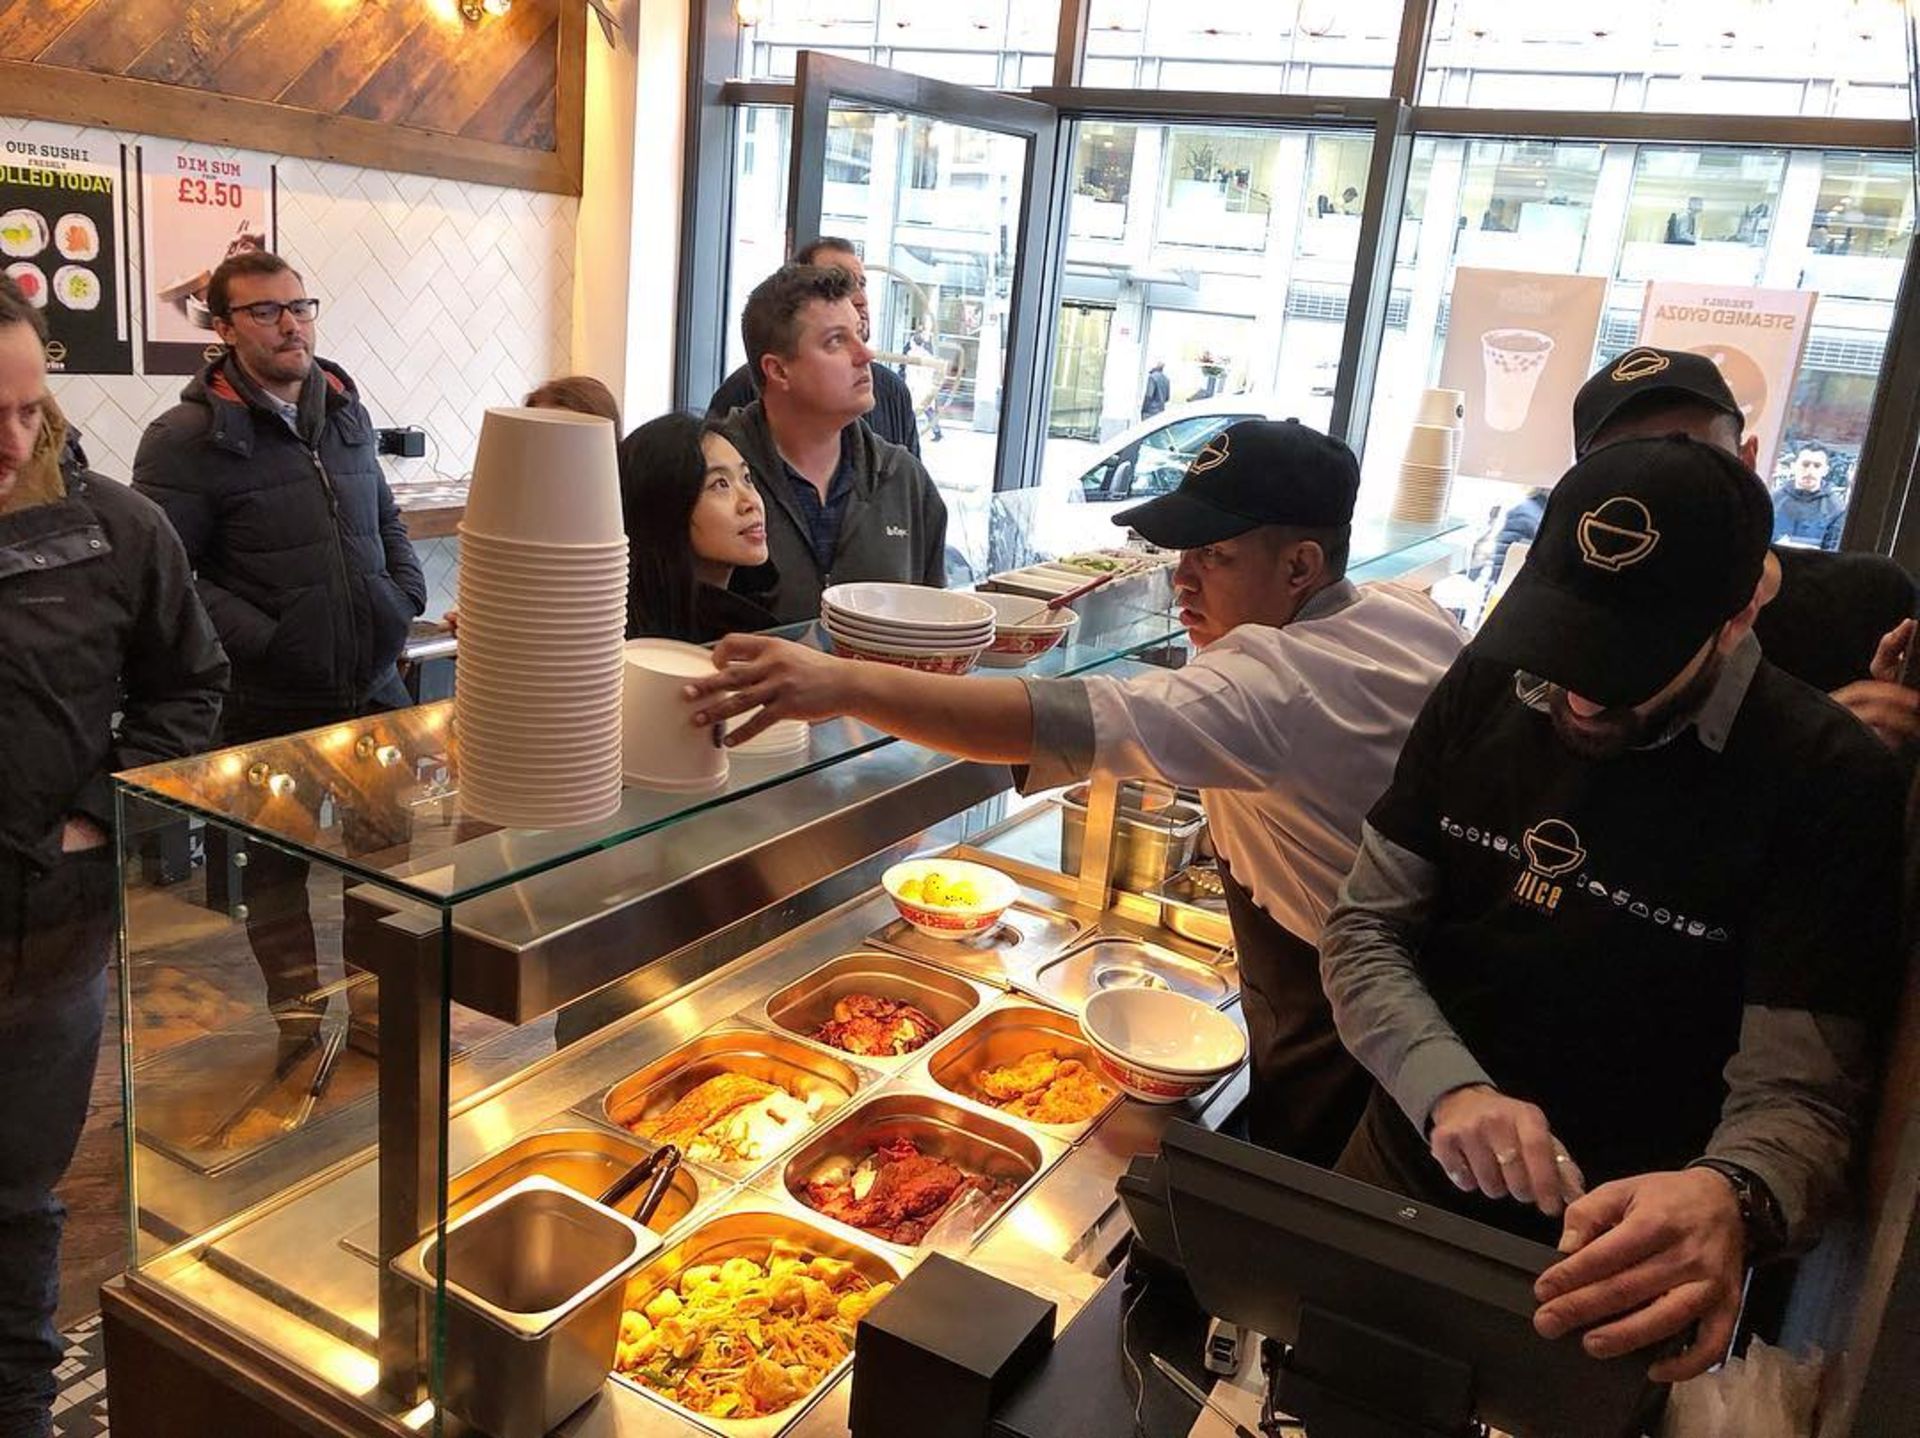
[1439,267,1608,484]
[0,130,131,375]
[138,144,276,375]
[1636,282,1817,477]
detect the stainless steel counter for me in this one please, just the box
[131,865,1244,1436]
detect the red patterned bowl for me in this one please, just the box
[1080,988,1246,1105]
[828,633,986,675]
[881,858,1017,939]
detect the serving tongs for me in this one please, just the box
[598,1144,682,1226]
[282,1021,350,1132]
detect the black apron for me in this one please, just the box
[1217,862,1372,1168]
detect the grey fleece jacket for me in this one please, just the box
[718,400,948,625]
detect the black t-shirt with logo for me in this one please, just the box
[1367,647,1903,1189]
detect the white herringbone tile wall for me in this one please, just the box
[3,116,577,488]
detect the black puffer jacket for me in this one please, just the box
[2,436,227,871]
[133,356,426,716]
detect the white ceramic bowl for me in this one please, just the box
[823,611,995,649]
[975,592,1079,665]
[462,408,624,547]
[1080,988,1247,1104]
[826,630,987,676]
[881,858,1018,939]
[823,582,995,633]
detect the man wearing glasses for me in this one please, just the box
[135,251,425,1058]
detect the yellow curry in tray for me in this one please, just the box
[616,1240,895,1421]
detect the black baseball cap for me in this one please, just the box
[1473,436,1772,708]
[1572,346,1744,455]
[1114,419,1359,549]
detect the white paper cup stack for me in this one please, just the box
[1392,389,1465,525]
[454,407,628,830]
[1415,387,1465,466]
[623,639,730,792]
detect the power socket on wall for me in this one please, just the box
[376,426,428,459]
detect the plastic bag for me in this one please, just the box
[1660,1338,1824,1438]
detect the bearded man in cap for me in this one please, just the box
[682,419,1465,1164]
[1320,436,1903,1382]
[1570,346,1916,750]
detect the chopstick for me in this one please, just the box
[1007,561,1145,626]
[1149,1353,1261,1438]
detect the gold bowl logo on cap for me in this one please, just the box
[1610,348,1671,384]
[1190,433,1230,475]
[1521,819,1586,878]
[1577,496,1660,572]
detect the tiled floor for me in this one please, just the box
[51,1315,109,1438]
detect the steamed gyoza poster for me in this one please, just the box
[0,128,131,375]
[137,143,277,375]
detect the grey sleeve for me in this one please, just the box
[1705,1006,1874,1253]
[1013,678,1096,794]
[1321,823,1493,1132]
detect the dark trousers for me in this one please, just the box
[0,843,114,1438]
[1218,868,1372,1167]
[220,702,389,1034]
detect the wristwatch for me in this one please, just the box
[1690,1158,1789,1262]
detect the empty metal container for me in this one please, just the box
[1018,936,1236,1012]
[395,1175,659,1438]
[1058,783,1208,893]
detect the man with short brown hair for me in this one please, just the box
[719,263,948,623]
[0,274,226,1437]
[134,250,424,1055]
[708,237,922,454]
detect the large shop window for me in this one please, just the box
[739,0,1061,86]
[1364,136,1913,585]
[1025,121,1372,565]
[1082,0,1403,94]
[1422,0,1912,118]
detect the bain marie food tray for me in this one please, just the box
[748,951,995,1071]
[750,1087,1067,1263]
[867,898,1087,989]
[1012,934,1239,1014]
[899,998,1122,1146]
[338,1124,726,1265]
[580,1026,881,1183]
[610,1204,904,1438]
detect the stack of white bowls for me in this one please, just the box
[454,407,628,830]
[1392,388,1466,525]
[821,582,996,675]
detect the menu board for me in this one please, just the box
[1439,267,1608,484]
[1637,282,1817,476]
[138,144,276,375]
[0,130,132,375]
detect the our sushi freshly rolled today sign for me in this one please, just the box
[0,128,132,375]
[138,143,276,374]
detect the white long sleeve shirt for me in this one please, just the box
[1022,580,1465,939]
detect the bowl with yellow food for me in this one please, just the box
[881,858,1018,940]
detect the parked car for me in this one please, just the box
[942,398,1278,582]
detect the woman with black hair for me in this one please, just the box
[619,411,777,642]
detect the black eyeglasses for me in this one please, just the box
[226,298,321,325]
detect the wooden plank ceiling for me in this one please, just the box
[0,0,561,152]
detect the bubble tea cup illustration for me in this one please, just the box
[1480,328,1556,432]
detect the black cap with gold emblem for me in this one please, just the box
[1114,418,1359,549]
[1473,435,1773,707]
[1571,346,1744,456]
